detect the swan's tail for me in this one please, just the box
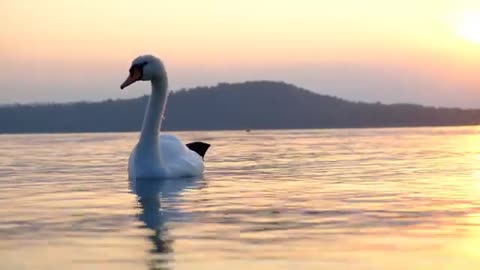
[186,142,210,160]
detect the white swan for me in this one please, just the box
[120,55,210,179]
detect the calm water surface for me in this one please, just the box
[1,127,480,269]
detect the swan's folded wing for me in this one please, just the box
[186,142,210,160]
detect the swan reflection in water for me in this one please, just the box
[129,177,205,270]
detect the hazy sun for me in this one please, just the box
[457,11,480,44]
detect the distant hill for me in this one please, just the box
[1,81,480,134]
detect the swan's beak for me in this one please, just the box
[120,68,142,89]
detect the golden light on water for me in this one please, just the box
[2,128,480,269]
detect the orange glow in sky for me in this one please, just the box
[1,0,480,106]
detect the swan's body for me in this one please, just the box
[129,134,205,179]
[121,55,209,179]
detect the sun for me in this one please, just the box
[456,11,480,44]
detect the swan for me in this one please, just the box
[120,55,210,179]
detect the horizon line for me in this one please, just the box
[1,80,478,110]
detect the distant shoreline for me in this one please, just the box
[1,123,478,136]
[2,81,480,134]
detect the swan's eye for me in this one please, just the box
[129,62,148,75]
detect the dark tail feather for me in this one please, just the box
[186,142,210,160]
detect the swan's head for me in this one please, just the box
[120,55,166,89]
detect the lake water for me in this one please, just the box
[1,127,480,269]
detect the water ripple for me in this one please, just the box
[2,127,480,269]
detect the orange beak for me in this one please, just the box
[120,68,142,89]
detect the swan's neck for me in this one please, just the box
[139,79,168,144]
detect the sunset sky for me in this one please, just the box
[1,0,480,107]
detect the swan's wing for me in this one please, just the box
[158,134,205,177]
[159,135,209,158]
[186,142,210,160]
[159,134,188,156]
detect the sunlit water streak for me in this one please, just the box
[1,127,480,269]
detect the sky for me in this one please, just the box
[1,0,480,107]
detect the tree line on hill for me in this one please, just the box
[1,81,479,134]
